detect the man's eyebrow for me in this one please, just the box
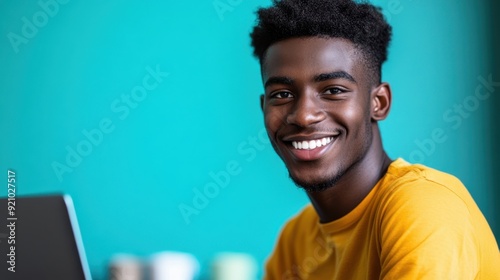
[264,76,294,88]
[314,71,357,84]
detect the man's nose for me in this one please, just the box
[286,93,326,127]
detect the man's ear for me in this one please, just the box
[260,94,265,112]
[371,83,392,121]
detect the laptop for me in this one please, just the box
[0,194,92,280]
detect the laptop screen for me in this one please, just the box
[0,194,92,280]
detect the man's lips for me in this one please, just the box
[281,134,340,161]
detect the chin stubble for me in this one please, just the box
[288,162,346,193]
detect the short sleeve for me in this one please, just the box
[379,179,479,279]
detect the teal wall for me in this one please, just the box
[0,0,497,279]
[490,0,500,244]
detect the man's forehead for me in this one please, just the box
[261,37,362,80]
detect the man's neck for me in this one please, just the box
[306,128,392,224]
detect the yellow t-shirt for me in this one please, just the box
[264,158,500,279]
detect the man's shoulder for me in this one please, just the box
[372,158,479,225]
[280,204,319,237]
[375,159,479,226]
[382,158,466,198]
[373,161,499,279]
[286,204,318,227]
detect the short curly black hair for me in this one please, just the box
[250,0,392,83]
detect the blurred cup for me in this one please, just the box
[108,254,142,280]
[150,251,199,280]
[211,252,258,280]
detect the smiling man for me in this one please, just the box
[250,0,500,279]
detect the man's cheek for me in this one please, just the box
[265,112,285,129]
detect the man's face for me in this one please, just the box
[260,37,376,191]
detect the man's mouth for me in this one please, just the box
[281,134,339,161]
[291,137,334,150]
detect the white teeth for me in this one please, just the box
[291,137,334,150]
[310,141,316,149]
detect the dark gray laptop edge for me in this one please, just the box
[0,194,93,280]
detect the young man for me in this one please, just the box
[250,0,500,278]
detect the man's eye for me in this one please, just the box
[324,87,344,95]
[271,92,293,99]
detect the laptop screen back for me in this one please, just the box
[0,195,92,280]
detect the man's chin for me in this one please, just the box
[289,172,341,193]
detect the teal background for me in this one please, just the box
[0,0,498,279]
